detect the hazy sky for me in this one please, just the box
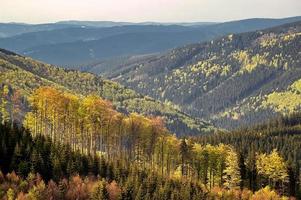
[1,0,301,23]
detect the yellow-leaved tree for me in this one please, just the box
[223,147,241,189]
[256,149,289,191]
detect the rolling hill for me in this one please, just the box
[0,20,214,38]
[0,25,191,53]
[108,21,301,129]
[0,22,85,38]
[0,16,300,66]
[0,48,214,136]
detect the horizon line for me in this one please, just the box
[1,15,300,25]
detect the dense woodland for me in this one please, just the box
[0,20,301,200]
[0,122,292,200]
[111,21,301,129]
[0,49,213,136]
[194,113,301,197]
[1,86,300,199]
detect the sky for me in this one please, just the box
[1,0,301,24]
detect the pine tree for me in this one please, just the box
[119,179,134,200]
[180,139,189,177]
[52,157,63,181]
[10,144,22,171]
[30,149,43,174]
[134,184,144,200]
[106,164,114,181]
[99,156,107,178]
[66,160,74,176]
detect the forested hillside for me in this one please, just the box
[111,21,301,129]
[1,96,300,199]
[1,16,301,200]
[0,48,214,136]
[194,113,301,197]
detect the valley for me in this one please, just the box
[0,10,301,200]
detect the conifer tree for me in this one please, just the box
[180,139,189,177]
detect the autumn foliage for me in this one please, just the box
[0,86,296,199]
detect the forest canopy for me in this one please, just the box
[1,86,300,199]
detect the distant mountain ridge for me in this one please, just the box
[56,20,217,27]
[0,25,194,53]
[0,20,215,38]
[0,16,300,66]
[0,23,82,38]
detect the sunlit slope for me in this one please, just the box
[0,49,214,135]
[111,21,301,129]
